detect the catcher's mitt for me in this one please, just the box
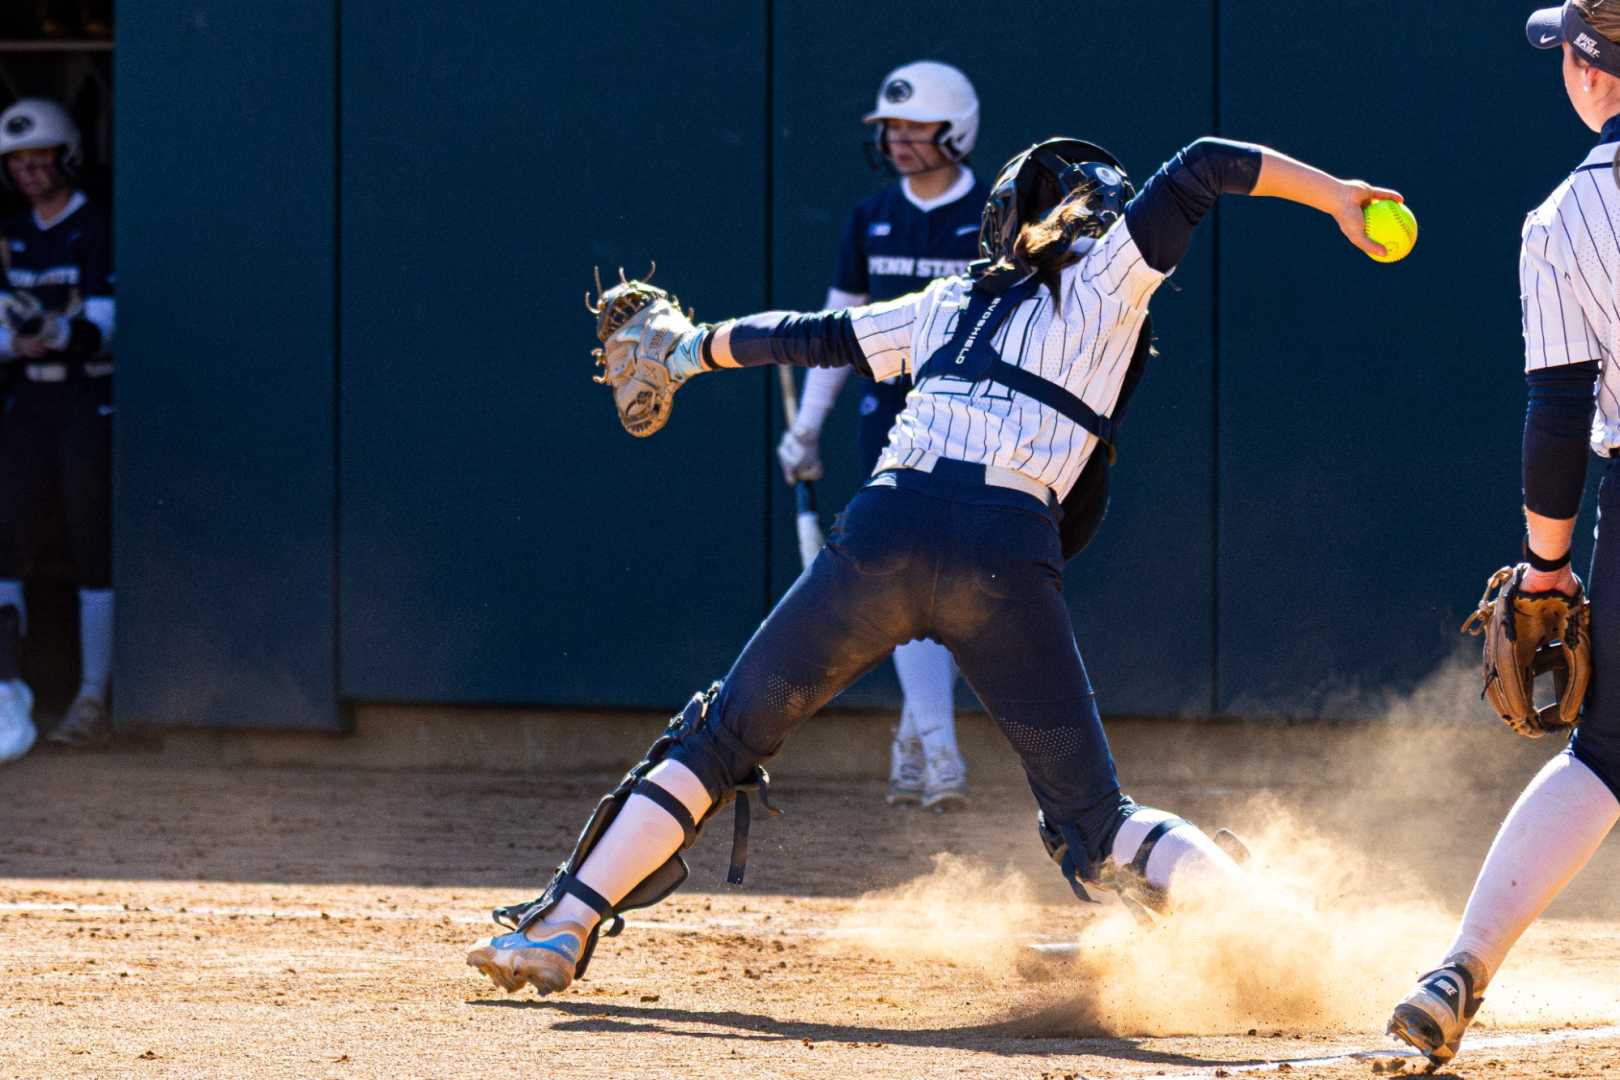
[1461,563,1592,738]
[587,265,704,437]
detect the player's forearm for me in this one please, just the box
[705,312,872,376]
[1250,149,1357,214]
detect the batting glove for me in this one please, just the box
[776,427,823,485]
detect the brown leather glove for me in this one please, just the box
[1462,563,1592,738]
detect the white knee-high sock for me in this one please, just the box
[0,579,27,634]
[77,588,113,701]
[540,759,714,934]
[1444,751,1620,982]
[893,637,957,754]
[1111,806,1244,897]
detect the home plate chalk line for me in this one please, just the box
[8,898,1620,1074]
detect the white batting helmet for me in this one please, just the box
[863,60,979,161]
[0,98,82,171]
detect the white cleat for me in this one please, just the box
[0,678,36,764]
[1387,957,1485,1067]
[921,745,969,811]
[466,921,589,996]
[885,733,925,806]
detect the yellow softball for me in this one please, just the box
[1363,199,1417,263]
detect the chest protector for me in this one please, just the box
[914,268,1155,561]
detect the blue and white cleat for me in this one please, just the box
[1387,957,1485,1067]
[466,922,588,995]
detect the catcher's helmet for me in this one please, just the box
[978,138,1133,265]
[863,60,979,162]
[0,97,81,174]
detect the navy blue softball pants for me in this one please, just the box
[669,461,1131,861]
[1571,459,1620,791]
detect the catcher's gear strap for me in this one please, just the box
[1057,314,1154,560]
[489,683,783,979]
[1037,812,1100,904]
[914,274,1123,463]
[681,713,784,885]
[631,778,698,849]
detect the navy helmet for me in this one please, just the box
[978,138,1133,265]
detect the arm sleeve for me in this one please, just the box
[1123,137,1264,274]
[724,284,927,379]
[834,207,869,295]
[1524,360,1600,519]
[726,310,873,375]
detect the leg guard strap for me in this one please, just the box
[1037,811,1100,905]
[725,770,783,885]
[1104,817,1190,917]
[488,681,784,980]
[631,778,698,849]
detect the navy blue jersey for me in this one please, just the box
[2,192,114,352]
[834,172,987,303]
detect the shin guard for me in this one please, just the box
[490,682,781,979]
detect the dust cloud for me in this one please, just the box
[832,654,1620,1038]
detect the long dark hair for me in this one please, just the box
[999,194,1092,308]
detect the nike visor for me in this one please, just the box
[1529,2,1620,77]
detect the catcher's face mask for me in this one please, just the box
[978,138,1134,264]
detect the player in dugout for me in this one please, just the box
[0,97,116,763]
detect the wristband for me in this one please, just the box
[1524,536,1572,573]
[700,329,717,371]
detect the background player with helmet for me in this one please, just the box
[1386,2,1620,1066]
[0,96,115,763]
[468,126,1404,997]
[777,59,985,811]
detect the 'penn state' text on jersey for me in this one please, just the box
[843,220,1163,500]
[835,170,988,303]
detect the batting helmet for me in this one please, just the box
[0,98,82,176]
[978,138,1133,265]
[863,60,979,163]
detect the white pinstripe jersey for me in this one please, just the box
[1521,139,1620,453]
[844,219,1166,499]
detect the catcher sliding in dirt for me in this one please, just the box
[468,134,1404,996]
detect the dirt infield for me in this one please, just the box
[8,702,1620,1078]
